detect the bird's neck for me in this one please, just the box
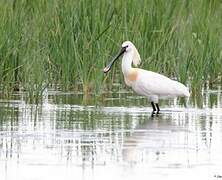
[121,51,133,76]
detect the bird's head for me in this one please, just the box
[103,41,141,73]
[121,41,134,52]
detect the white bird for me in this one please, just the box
[103,41,190,115]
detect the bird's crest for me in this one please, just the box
[132,46,141,67]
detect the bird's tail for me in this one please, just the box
[184,91,190,97]
[175,81,190,97]
[183,87,190,97]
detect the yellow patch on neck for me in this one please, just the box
[127,68,138,81]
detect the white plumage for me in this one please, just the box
[104,41,190,114]
[131,69,190,102]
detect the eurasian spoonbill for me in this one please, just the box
[103,41,190,114]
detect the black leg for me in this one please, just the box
[156,103,160,114]
[151,102,156,112]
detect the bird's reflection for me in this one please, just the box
[122,110,215,167]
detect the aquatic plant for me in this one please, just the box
[0,0,221,102]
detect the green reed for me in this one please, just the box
[0,0,221,102]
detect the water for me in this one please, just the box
[0,88,222,180]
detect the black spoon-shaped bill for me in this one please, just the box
[103,46,127,73]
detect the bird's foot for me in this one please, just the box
[151,102,161,117]
[151,110,161,117]
[151,111,156,117]
[156,111,161,117]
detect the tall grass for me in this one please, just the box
[0,0,221,102]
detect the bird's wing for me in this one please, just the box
[133,69,189,97]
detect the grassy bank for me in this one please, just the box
[0,0,222,102]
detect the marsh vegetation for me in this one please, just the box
[0,0,222,103]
